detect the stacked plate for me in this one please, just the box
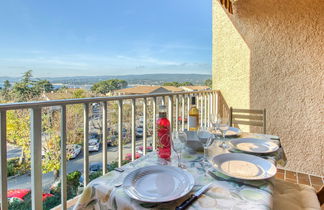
[212,153,277,180]
[123,165,194,203]
[211,137,279,180]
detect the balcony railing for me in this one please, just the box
[0,89,219,210]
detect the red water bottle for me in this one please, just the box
[156,105,171,161]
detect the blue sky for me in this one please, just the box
[0,0,212,77]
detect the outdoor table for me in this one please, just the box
[74,133,286,210]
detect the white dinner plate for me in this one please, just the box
[212,153,277,180]
[230,138,279,154]
[123,165,194,203]
[214,127,241,137]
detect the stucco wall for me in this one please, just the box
[212,0,324,176]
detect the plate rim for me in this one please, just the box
[123,165,195,203]
[229,138,279,154]
[212,153,277,180]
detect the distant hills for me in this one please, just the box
[0,74,211,86]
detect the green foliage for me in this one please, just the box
[1,80,12,100]
[7,110,31,167]
[7,157,27,177]
[72,89,86,98]
[204,79,212,88]
[50,171,82,200]
[11,70,54,101]
[34,80,54,93]
[91,79,127,94]
[162,81,193,87]
[8,191,61,210]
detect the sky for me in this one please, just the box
[0,0,212,77]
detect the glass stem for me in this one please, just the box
[177,152,181,167]
[203,147,208,161]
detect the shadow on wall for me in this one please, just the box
[214,0,324,175]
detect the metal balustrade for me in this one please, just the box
[0,89,219,210]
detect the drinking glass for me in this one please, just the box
[171,131,187,168]
[218,118,230,149]
[209,114,221,131]
[196,127,214,165]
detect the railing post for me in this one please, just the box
[204,93,207,126]
[200,94,203,127]
[152,97,157,150]
[117,100,123,167]
[31,107,43,210]
[175,95,179,131]
[83,104,89,186]
[60,105,67,210]
[215,91,219,117]
[168,96,173,133]
[181,95,185,131]
[207,92,210,124]
[142,98,147,155]
[131,99,136,161]
[187,94,190,130]
[102,102,108,174]
[0,111,8,210]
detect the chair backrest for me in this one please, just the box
[229,107,266,134]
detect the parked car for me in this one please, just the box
[88,138,100,152]
[136,126,143,137]
[7,189,53,203]
[90,133,99,139]
[124,152,142,161]
[89,162,102,172]
[67,144,82,159]
[137,146,153,154]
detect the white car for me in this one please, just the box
[67,144,82,159]
[88,138,100,152]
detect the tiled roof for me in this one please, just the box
[115,86,169,94]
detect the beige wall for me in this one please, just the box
[212,0,324,176]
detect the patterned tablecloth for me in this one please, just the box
[74,133,286,210]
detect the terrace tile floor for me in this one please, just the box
[275,168,324,191]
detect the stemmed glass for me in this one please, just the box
[218,118,230,149]
[196,127,214,165]
[171,131,187,168]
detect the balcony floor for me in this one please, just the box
[276,168,324,191]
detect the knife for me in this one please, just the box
[175,183,212,210]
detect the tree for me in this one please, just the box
[91,79,128,94]
[204,79,212,88]
[181,81,193,86]
[1,80,11,101]
[11,70,54,101]
[162,81,193,87]
[162,82,180,87]
[34,80,54,93]
[7,110,31,167]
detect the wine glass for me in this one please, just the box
[196,127,214,165]
[218,118,230,149]
[171,131,187,168]
[209,114,220,131]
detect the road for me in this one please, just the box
[8,137,152,191]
